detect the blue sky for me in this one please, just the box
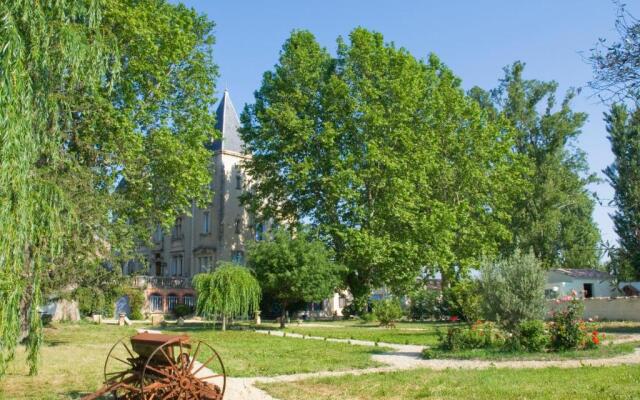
[178,0,640,248]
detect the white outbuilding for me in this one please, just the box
[545,269,616,299]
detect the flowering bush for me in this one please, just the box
[548,296,595,351]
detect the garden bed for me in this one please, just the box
[422,340,640,361]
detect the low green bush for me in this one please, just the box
[173,304,194,318]
[359,312,376,323]
[75,287,107,316]
[372,299,403,327]
[408,289,446,320]
[507,320,549,352]
[121,288,145,320]
[443,280,482,322]
[438,321,505,351]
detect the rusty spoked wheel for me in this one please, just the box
[141,338,226,400]
[103,337,144,400]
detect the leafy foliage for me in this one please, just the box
[0,0,218,376]
[443,280,482,323]
[193,263,261,330]
[549,298,587,351]
[372,299,403,327]
[473,62,601,269]
[246,227,344,327]
[173,304,194,319]
[479,251,546,331]
[603,104,640,280]
[408,289,446,321]
[241,29,525,310]
[437,322,505,351]
[121,288,145,320]
[507,320,549,352]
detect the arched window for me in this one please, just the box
[183,295,195,309]
[150,294,163,312]
[167,294,178,311]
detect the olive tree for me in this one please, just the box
[479,251,546,331]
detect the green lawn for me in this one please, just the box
[258,365,640,400]
[0,322,386,400]
[259,320,449,346]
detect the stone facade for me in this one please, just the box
[129,91,259,314]
[127,90,342,318]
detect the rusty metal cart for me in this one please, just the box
[81,332,226,400]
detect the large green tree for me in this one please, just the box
[246,227,344,327]
[472,62,601,269]
[241,29,524,309]
[604,104,640,280]
[0,0,217,376]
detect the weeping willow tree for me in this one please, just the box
[193,263,262,331]
[0,0,112,376]
[1,0,218,377]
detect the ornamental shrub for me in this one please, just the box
[173,304,193,318]
[75,287,106,316]
[438,321,505,351]
[549,298,588,351]
[507,320,549,352]
[443,279,482,322]
[408,289,446,320]
[121,288,145,320]
[479,251,546,331]
[373,298,403,327]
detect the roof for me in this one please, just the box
[212,90,243,153]
[551,268,611,280]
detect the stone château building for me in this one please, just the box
[126,90,347,318]
[128,91,265,314]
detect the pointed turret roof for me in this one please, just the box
[212,90,243,153]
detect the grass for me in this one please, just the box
[0,322,386,400]
[598,321,640,335]
[422,340,640,361]
[258,364,640,400]
[258,320,449,346]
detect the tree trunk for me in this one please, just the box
[19,244,34,342]
[18,284,33,342]
[280,303,287,329]
[221,314,226,331]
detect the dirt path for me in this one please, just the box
[217,330,640,400]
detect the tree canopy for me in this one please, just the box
[604,104,640,280]
[246,227,344,327]
[0,0,218,375]
[241,29,525,309]
[193,263,262,330]
[472,62,601,269]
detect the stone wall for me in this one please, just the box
[546,296,640,321]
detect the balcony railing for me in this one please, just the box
[132,275,192,289]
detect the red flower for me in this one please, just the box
[449,315,459,322]
[592,330,600,346]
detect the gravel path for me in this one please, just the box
[219,330,640,400]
